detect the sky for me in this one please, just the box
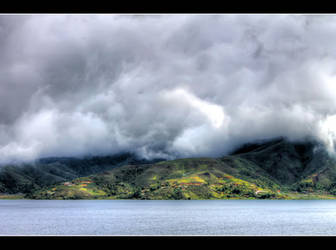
[1,14,336,163]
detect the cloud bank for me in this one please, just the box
[1,14,336,163]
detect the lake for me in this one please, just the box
[1,200,336,235]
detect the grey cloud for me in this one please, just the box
[1,14,336,163]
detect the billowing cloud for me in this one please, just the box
[1,14,336,163]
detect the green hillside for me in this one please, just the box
[27,158,282,199]
[26,138,336,200]
[0,153,162,196]
[3,137,336,200]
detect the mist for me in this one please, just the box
[1,14,336,163]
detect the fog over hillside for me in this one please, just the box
[1,14,336,163]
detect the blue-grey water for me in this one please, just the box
[1,200,336,235]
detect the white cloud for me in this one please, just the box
[162,88,227,129]
[1,14,336,162]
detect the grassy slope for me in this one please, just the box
[9,138,336,200]
[28,158,281,199]
[28,154,336,200]
[233,139,336,194]
[0,153,162,195]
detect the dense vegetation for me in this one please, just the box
[0,153,162,196]
[3,137,336,200]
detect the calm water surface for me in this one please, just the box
[1,200,336,235]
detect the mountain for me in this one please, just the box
[229,138,336,192]
[25,137,336,200]
[0,153,163,195]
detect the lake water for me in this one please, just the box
[1,200,336,235]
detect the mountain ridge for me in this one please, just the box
[7,137,335,200]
